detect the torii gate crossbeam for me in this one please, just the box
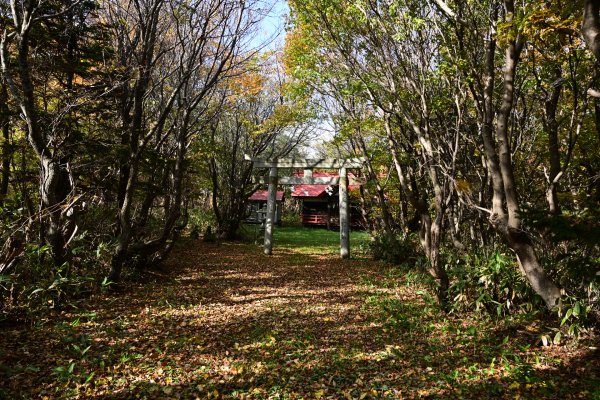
[245,155,365,259]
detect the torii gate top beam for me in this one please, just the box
[244,154,365,169]
[258,176,366,185]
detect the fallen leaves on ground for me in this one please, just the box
[0,240,598,399]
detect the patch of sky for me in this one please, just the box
[248,0,289,52]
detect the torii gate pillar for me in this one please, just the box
[339,167,350,259]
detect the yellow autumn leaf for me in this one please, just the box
[509,382,520,390]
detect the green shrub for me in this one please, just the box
[281,210,301,227]
[523,206,600,326]
[1,238,100,321]
[446,249,538,317]
[188,208,216,234]
[369,233,420,265]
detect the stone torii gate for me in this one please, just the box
[244,155,365,259]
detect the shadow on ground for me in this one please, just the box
[0,241,598,399]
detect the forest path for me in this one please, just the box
[1,240,598,399]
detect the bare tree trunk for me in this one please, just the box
[447,201,466,251]
[418,210,449,308]
[544,68,563,215]
[490,0,561,309]
[421,134,450,307]
[583,0,600,63]
[210,156,222,228]
[480,7,505,220]
[132,121,189,265]
[355,134,397,242]
[357,184,377,233]
[1,8,71,266]
[108,0,164,281]
[0,81,9,205]
[595,99,600,142]
[385,116,449,306]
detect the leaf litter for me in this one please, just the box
[0,240,598,399]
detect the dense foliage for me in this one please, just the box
[0,2,599,397]
[0,0,598,342]
[284,0,599,325]
[0,0,311,318]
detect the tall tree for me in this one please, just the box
[208,57,313,238]
[1,0,101,266]
[105,0,261,280]
[436,0,563,309]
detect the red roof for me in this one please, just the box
[249,190,284,202]
[292,185,330,198]
[291,170,359,198]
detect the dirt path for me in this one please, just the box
[1,241,598,399]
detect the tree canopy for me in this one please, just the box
[0,0,597,362]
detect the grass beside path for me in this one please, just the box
[243,225,370,258]
[0,235,598,399]
[271,225,371,256]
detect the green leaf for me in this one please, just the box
[85,372,95,384]
[573,302,581,317]
[561,308,572,326]
[553,331,561,345]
